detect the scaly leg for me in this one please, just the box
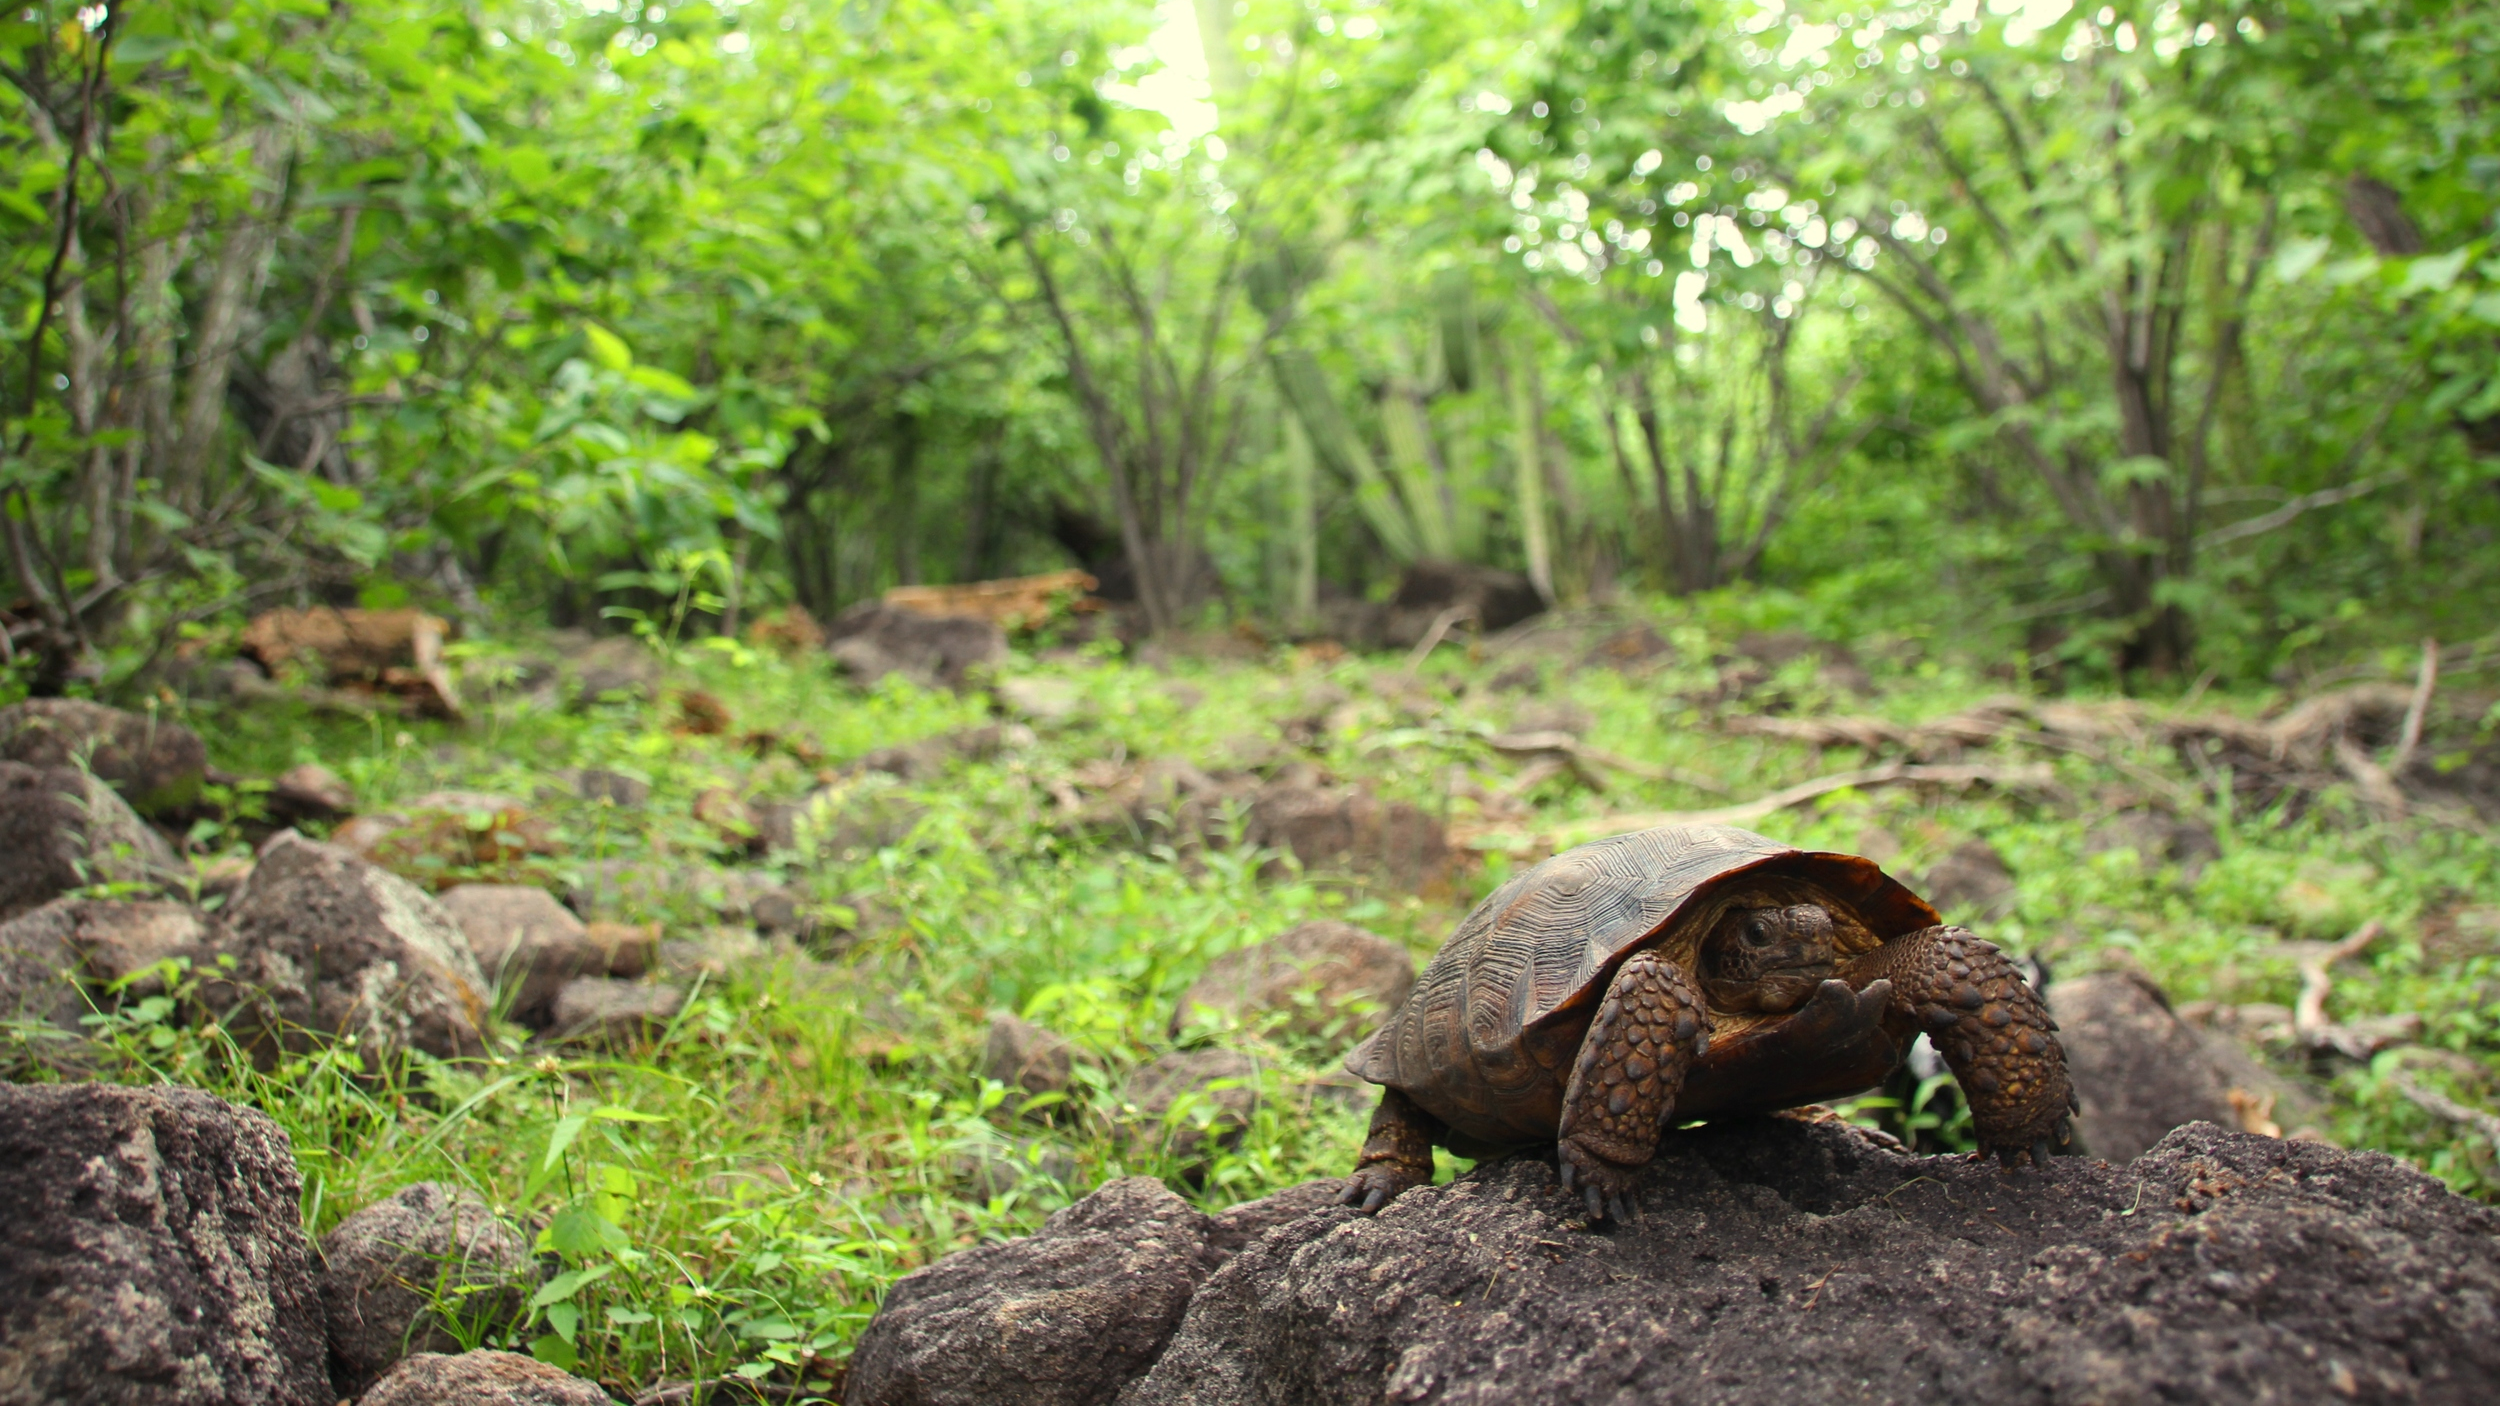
[1555,950,1710,1223]
[1342,1087,1442,1213]
[1850,925,2076,1167]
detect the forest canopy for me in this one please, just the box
[3,0,2495,680]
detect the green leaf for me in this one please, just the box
[584,324,634,371]
[530,1262,616,1309]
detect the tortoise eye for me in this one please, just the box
[1741,913,1775,947]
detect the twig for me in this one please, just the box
[2293,920,2384,1042]
[2391,637,2438,775]
[1460,762,2054,850]
[2197,471,2396,549]
[1402,604,1477,672]
[2387,1072,2500,1149]
[1481,730,1731,796]
[2331,738,2407,819]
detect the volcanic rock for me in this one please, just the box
[215,830,491,1059]
[360,1350,617,1405]
[826,601,1007,691]
[0,1083,330,1405]
[1171,920,1415,1043]
[0,697,208,814]
[320,1181,534,1396]
[0,760,180,921]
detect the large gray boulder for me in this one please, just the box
[0,1082,330,1405]
[0,760,179,922]
[1122,1119,2500,1405]
[846,1176,1336,1406]
[825,602,1007,692]
[359,1350,616,1405]
[319,1181,534,1396]
[0,697,209,814]
[214,830,491,1060]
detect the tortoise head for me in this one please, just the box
[1697,904,1844,1013]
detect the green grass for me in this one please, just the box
[37,604,2500,1401]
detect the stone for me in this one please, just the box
[843,1177,1215,1406]
[825,601,1009,691]
[2048,970,2246,1161]
[854,725,1011,783]
[332,790,558,877]
[1122,1118,2500,1405]
[996,676,1086,726]
[1381,560,1546,648]
[1121,1048,1261,1160]
[2083,809,2221,878]
[1247,784,1449,891]
[564,636,662,708]
[573,767,651,808]
[1917,836,2017,919]
[436,883,609,1027]
[0,697,209,814]
[359,1350,616,1406]
[986,1011,1077,1102]
[269,761,354,822]
[320,1181,534,1396]
[1170,920,1416,1044]
[0,760,180,921]
[0,1083,330,1405]
[549,976,686,1043]
[1506,699,1593,738]
[0,898,217,1069]
[239,607,461,717]
[215,830,491,1059]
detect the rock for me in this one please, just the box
[1122,1118,2500,1405]
[0,760,180,921]
[333,790,558,877]
[1585,623,1674,672]
[564,635,662,707]
[269,761,355,821]
[573,767,651,808]
[987,1012,1078,1103]
[216,831,491,1059]
[1917,836,2017,919]
[1248,784,1449,890]
[0,1083,330,1405]
[2083,809,2220,878]
[0,898,217,1067]
[1171,921,1415,1043]
[2048,971,2247,1161]
[1121,1048,1261,1160]
[746,604,828,653]
[843,1177,1216,1406]
[803,780,930,858]
[946,1138,1082,1201]
[996,676,1087,726]
[854,725,1012,783]
[826,601,1008,691]
[320,1181,534,1395]
[1506,699,1593,738]
[549,976,686,1043]
[1382,561,1546,648]
[359,1350,616,1406]
[436,883,614,1026]
[0,697,209,814]
[2278,858,2379,932]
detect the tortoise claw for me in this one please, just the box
[2069,1088,2082,1114]
[1607,1193,1637,1224]
[1361,1185,1389,1214]
[2055,1116,2074,1146]
[1584,1185,1605,1222]
[1558,1159,1577,1195]
[2032,1138,2055,1168]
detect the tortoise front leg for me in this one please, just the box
[1850,925,2076,1167]
[1342,1088,1442,1213]
[1555,950,1710,1223]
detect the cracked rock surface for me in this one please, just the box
[850,1115,2500,1406]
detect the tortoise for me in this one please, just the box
[1341,824,2074,1222]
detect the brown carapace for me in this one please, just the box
[1341,824,2075,1223]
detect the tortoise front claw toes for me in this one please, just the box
[1556,1137,1642,1224]
[1342,1162,1425,1215]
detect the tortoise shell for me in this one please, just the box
[1345,824,1941,1150]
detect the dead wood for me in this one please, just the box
[1479,730,1731,797]
[1457,760,2054,851]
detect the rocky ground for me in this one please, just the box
[2,593,2496,1402]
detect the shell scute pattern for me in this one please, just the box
[1348,824,1941,1147]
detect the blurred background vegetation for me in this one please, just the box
[3,0,2493,681]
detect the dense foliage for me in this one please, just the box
[4,0,2494,680]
